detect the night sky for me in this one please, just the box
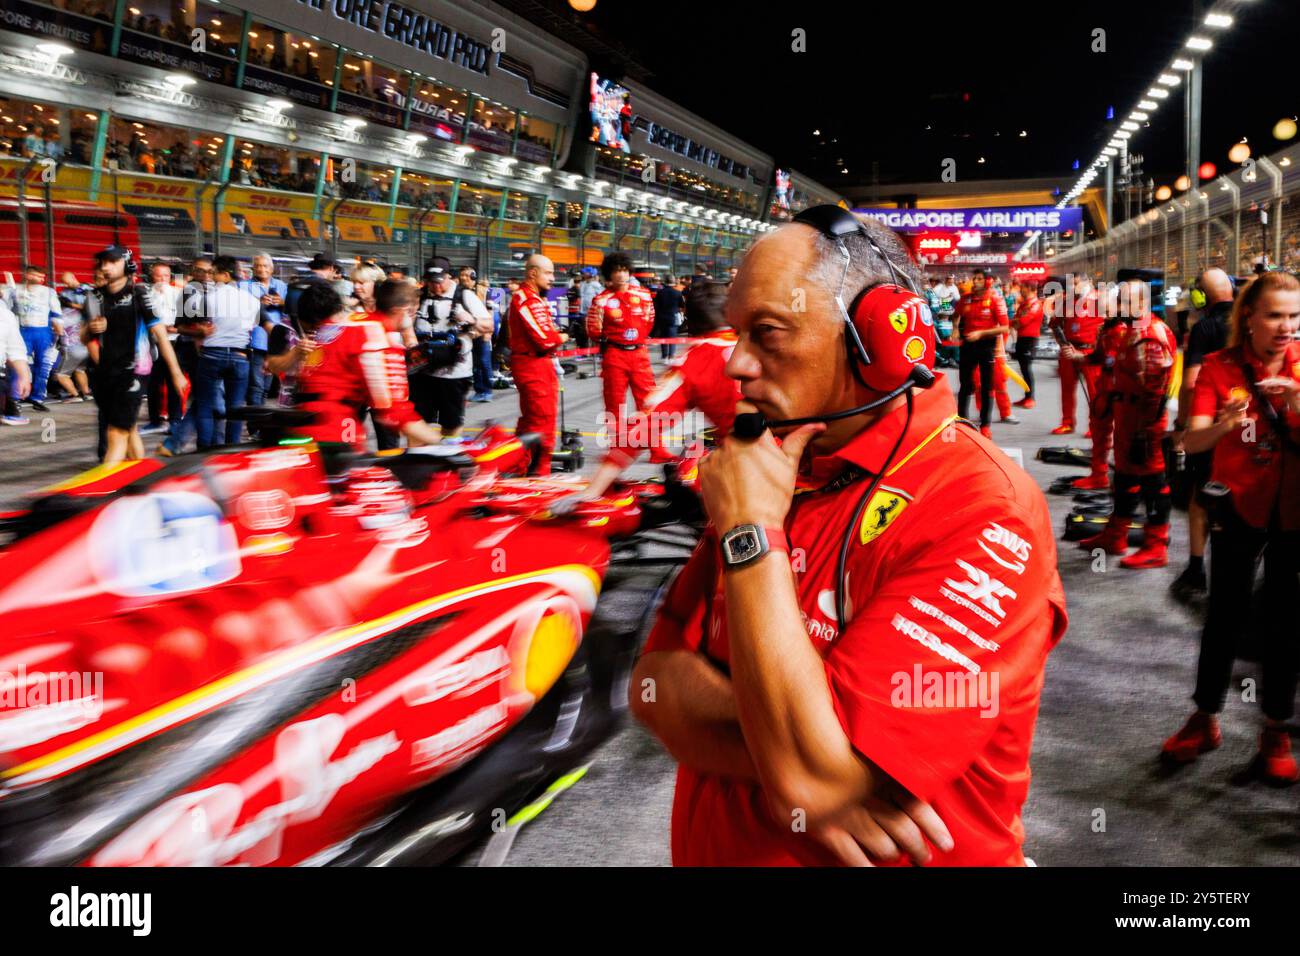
[509,0,1299,191]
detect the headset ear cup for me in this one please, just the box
[849,285,936,393]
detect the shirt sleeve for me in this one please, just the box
[586,294,604,341]
[514,295,561,352]
[823,499,1065,802]
[135,285,161,328]
[642,537,717,657]
[1184,319,1213,368]
[1191,357,1223,419]
[356,324,419,429]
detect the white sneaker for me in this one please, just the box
[2,415,30,426]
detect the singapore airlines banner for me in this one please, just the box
[854,206,1084,234]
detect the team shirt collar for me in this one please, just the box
[801,384,958,486]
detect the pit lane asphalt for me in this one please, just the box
[4,354,1296,867]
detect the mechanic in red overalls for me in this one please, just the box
[1071,295,1131,491]
[289,282,442,452]
[557,278,742,507]
[954,268,1009,438]
[509,254,568,475]
[586,252,661,454]
[1051,274,1103,435]
[631,207,1067,867]
[1011,283,1044,409]
[1077,281,1178,567]
[1162,272,1300,783]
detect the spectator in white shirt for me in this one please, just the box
[184,254,263,448]
[144,260,181,432]
[0,298,33,426]
[3,264,62,411]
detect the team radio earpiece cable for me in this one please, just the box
[728,204,938,633]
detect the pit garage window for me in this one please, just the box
[515,114,556,165]
[466,99,516,156]
[325,156,394,203]
[546,201,583,230]
[115,0,241,86]
[397,172,452,210]
[230,139,322,193]
[455,185,502,219]
[242,21,336,110]
[0,98,98,166]
[335,52,406,128]
[104,117,217,179]
[504,191,541,223]
[407,78,467,142]
[587,206,615,233]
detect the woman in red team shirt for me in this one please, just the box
[1162,272,1300,784]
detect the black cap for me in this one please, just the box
[307,253,336,271]
[424,256,453,281]
[94,245,129,263]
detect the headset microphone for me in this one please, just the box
[731,364,935,440]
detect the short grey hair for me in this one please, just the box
[804,213,925,306]
[252,252,274,265]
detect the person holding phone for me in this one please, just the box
[1161,272,1300,784]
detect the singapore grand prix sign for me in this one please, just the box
[855,206,1083,234]
[294,0,493,75]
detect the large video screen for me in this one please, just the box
[589,72,631,153]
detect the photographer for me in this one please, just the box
[413,257,491,440]
[1161,272,1300,784]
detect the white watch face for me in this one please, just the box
[722,525,766,566]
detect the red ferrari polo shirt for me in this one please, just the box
[954,290,1008,336]
[1191,342,1300,530]
[644,384,1068,866]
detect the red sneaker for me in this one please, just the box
[1084,428,1092,439]
[979,425,993,439]
[1070,473,1110,491]
[1161,711,1222,764]
[1258,728,1299,785]
[1050,423,1074,435]
[1019,398,1036,409]
[648,447,678,465]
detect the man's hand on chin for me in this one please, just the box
[698,401,824,530]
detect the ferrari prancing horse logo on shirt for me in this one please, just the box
[859,490,908,546]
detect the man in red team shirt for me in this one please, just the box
[1050,274,1103,435]
[290,283,442,450]
[558,278,742,507]
[1011,282,1044,409]
[1077,281,1178,568]
[587,252,662,455]
[509,254,568,475]
[631,212,1067,867]
[953,268,1009,438]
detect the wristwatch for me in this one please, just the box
[719,524,790,570]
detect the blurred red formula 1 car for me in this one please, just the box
[0,411,698,866]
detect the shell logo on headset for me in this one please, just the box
[903,336,927,362]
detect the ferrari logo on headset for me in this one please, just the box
[859,490,909,546]
[889,309,908,334]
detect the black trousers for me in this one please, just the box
[957,338,997,427]
[1193,508,1300,721]
[1014,336,1037,399]
[1113,470,1172,525]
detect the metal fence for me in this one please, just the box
[1053,142,1300,283]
